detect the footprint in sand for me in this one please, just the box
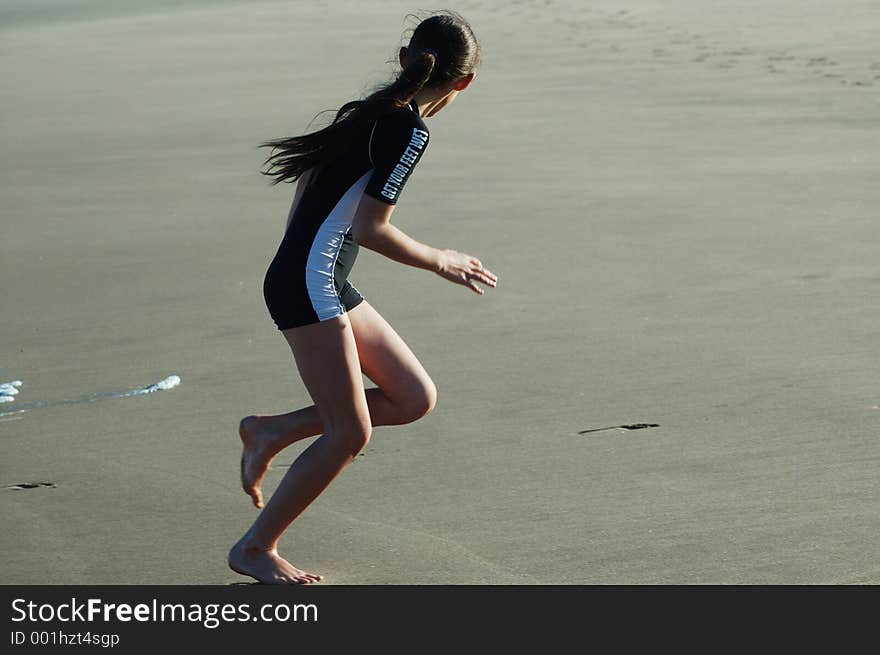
[668,31,708,48]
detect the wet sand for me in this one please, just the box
[1,0,878,584]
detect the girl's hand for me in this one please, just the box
[435,249,498,295]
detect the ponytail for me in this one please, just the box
[258,50,436,186]
[258,11,479,186]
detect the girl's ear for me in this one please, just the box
[398,47,408,67]
[454,72,475,91]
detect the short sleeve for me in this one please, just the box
[363,111,430,205]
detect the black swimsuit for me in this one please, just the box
[263,99,430,330]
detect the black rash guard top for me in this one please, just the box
[263,98,430,330]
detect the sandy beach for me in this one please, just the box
[1,0,878,584]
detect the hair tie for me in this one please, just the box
[424,48,438,60]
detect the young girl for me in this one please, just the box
[229,11,496,584]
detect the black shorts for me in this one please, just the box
[263,229,365,331]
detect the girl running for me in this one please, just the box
[229,11,496,584]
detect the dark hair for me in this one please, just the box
[258,10,481,185]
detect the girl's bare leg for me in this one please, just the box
[240,300,436,508]
[229,314,372,584]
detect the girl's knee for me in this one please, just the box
[330,421,372,455]
[345,424,372,454]
[402,377,437,423]
[422,378,438,417]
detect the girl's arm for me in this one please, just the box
[351,195,497,294]
[351,195,440,271]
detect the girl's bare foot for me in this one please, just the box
[239,415,289,509]
[228,537,322,584]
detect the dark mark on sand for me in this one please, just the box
[5,482,56,491]
[579,423,660,434]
